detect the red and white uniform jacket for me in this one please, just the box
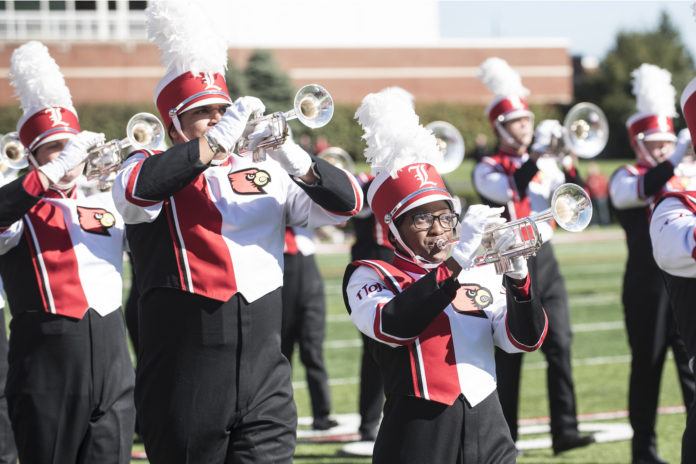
[650,191,696,278]
[0,170,124,319]
[113,141,362,304]
[610,159,696,211]
[343,253,547,406]
[473,148,584,243]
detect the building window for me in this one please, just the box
[75,1,96,10]
[15,1,40,10]
[49,1,66,10]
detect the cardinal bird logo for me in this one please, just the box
[451,283,493,318]
[228,168,271,195]
[76,206,116,236]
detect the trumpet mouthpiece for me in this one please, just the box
[436,237,459,249]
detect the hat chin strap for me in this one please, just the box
[28,153,78,191]
[634,139,658,167]
[172,114,190,143]
[495,121,524,152]
[388,221,441,270]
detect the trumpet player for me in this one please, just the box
[472,57,594,455]
[610,63,696,464]
[110,1,362,462]
[0,41,135,463]
[344,87,546,464]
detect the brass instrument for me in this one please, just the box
[540,102,609,159]
[84,112,165,182]
[0,132,28,170]
[425,121,465,174]
[237,84,334,154]
[438,184,592,274]
[317,146,355,173]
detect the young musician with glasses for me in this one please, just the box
[0,41,135,463]
[343,88,547,463]
[110,1,362,462]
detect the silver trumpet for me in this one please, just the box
[438,184,592,274]
[85,112,165,183]
[0,132,28,170]
[236,84,334,155]
[425,121,465,174]
[540,102,609,160]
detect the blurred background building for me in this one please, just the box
[0,0,572,106]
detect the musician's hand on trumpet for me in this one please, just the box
[266,137,314,180]
[448,205,505,275]
[670,128,692,167]
[487,227,528,282]
[39,130,105,187]
[206,96,265,157]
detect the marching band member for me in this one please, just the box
[0,41,135,463]
[610,63,695,464]
[350,170,393,446]
[111,1,362,462]
[472,57,594,455]
[343,88,547,463]
[0,168,17,464]
[648,74,696,464]
[281,226,338,431]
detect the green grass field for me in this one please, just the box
[128,225,688,463]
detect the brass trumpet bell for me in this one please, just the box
[477,183,592,274]
[237,84,334,154]
[425,121,465,174]
[562,102,609,159]
[85,112,165,182]
[317,146,355,173]
[0,132,28,170]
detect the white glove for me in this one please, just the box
[266,137,313,177]
[669,128,692,167]
[451,205,505,270]
[39,130,104,184]
[206,96,265,153]
[531,119,563,155]
[491,228,528,280]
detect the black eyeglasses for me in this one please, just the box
[410,212,459,230]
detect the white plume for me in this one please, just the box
[355,87,442,177]
[146,0,233,76]
[478,57,529,98]
[9,41,73,113]
[631,63,677,117]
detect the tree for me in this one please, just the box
[224,59,248,100]
[575,11,696,158]
[244,50,295,114]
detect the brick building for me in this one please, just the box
[0,0,573,106]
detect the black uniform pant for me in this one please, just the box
[373,392,516,464]
[359,333,384,440]
[280,253,332,421]
[623,272,694,462]
[495,242,579,443]
[136,288,297,464]
[0,308,16,464]
[6,308,135,464]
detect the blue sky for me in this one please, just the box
[439,1,696,59]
